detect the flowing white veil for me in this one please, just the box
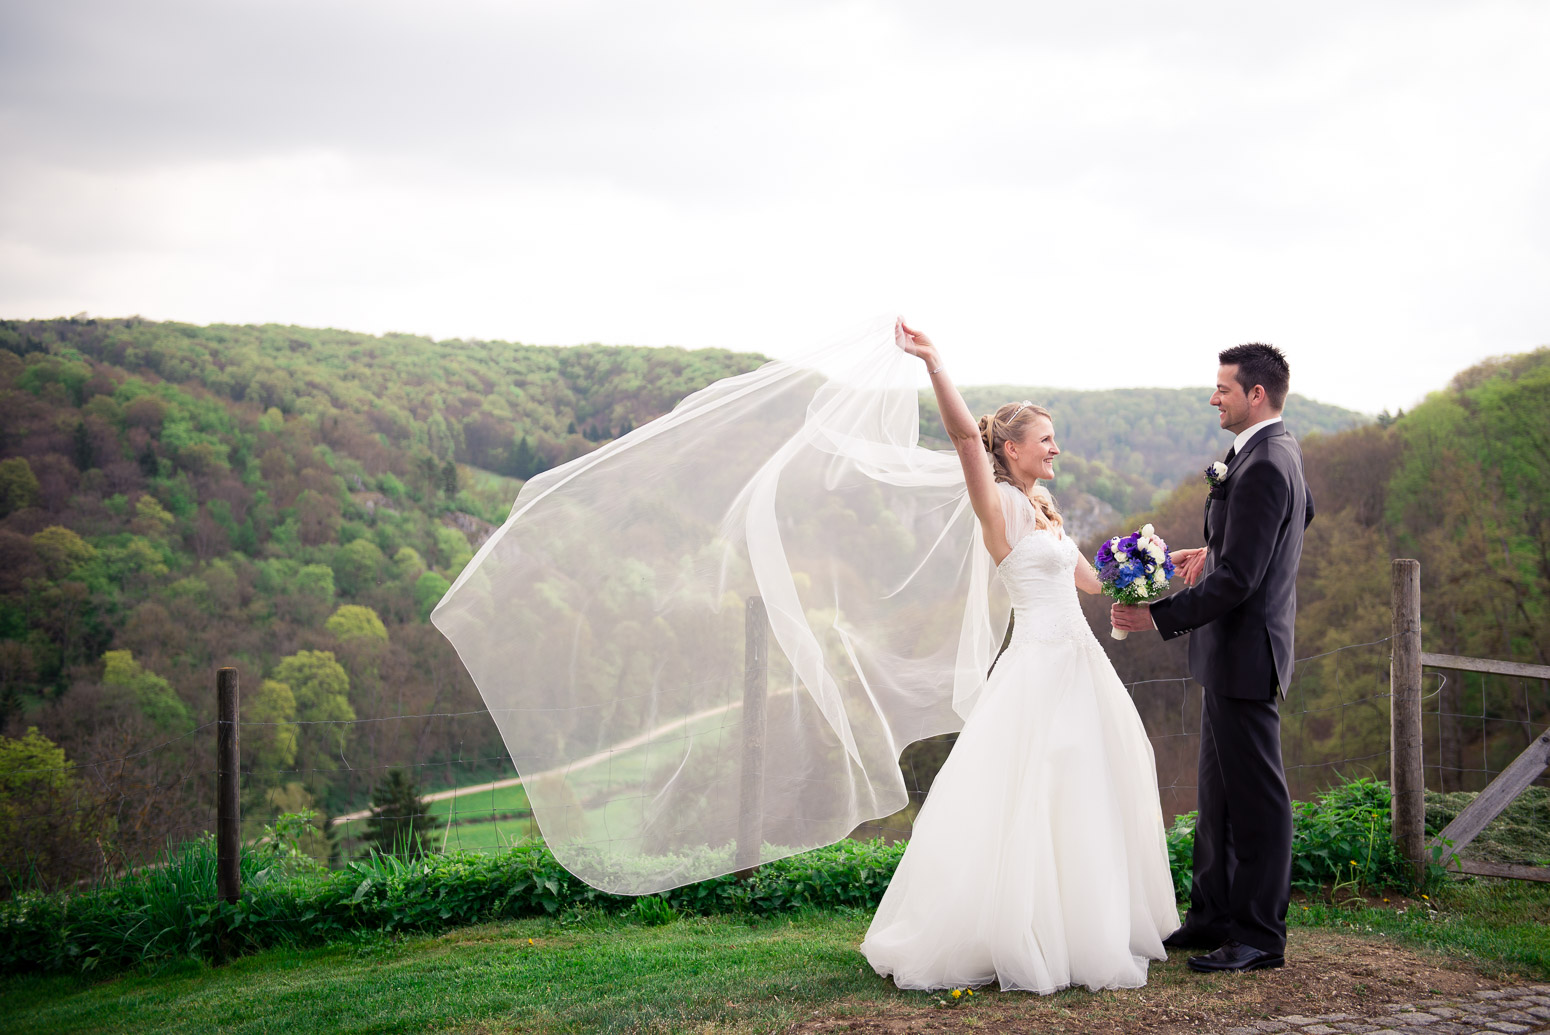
[431,315,1011,894]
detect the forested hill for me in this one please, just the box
[0,318,771,486]
[921,385,1370,515]
[0,316,775,874]
[0,314,1474,885]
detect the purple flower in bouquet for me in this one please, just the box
[1094,524,1175,640]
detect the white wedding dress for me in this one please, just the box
[860,481,1179,993]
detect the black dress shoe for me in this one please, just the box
[1187,940,1284,973]
[1162,927,1225,951]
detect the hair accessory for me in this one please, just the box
[1008,399,1033,422]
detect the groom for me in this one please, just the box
[1111,343,1314,974]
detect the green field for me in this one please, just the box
[339,704,763,855]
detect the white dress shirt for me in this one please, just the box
[1232,415,1283,457]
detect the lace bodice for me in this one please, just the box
[995,483,1096,650]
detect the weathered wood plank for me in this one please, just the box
[1420,652,1550,681]
[1452,858,1550,883]
[1431,727,1550,863]
[1391,560,1425,879]
[735,596,768,879]
[216,667,241,905]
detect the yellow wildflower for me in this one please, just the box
[951,989,962,999]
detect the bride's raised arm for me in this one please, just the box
[895,319,1008,563]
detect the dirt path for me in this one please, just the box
[789,930,1545,1035]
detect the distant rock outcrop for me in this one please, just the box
[1059,489,1122,551]
[350,491,400,516]
[443,510,496,549]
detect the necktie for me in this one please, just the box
[1224,445,1236,464]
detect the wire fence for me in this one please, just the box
[8,629,1549,881]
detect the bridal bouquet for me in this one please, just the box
[1094,524,1175,640]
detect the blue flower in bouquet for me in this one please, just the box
[1093,524,1175,608]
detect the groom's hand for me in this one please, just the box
[1110,602,1155,632]
[1172,547,1206,586]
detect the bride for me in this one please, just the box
[859,321,1178,993]
[432,312,1176,994]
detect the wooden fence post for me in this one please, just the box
[1390,559,1425,880]
[217,667,241,905]
[736,597,768,879]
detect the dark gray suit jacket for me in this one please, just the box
[1150,422,1314,699]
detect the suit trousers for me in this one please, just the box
[1182,688,1293,954]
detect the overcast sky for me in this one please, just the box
[2,1,1547,414]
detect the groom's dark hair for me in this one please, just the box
[1219,343,1290,410]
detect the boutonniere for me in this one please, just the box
[1204,461,1228,491]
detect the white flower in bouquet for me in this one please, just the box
[1095,525,1177,641]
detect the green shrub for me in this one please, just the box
[1165,811,1195,901]
[1,778,1442,975]
[1163,777,1416,898]
[1290,777,1413,892]
[0,834,909,974]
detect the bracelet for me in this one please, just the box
[929,364,944,376]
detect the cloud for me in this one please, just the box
[2,0,1547,412]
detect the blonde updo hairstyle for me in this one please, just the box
[977,401,1063,531]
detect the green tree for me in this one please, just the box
[71,420,96,471]
[132,494,176,539]
[325,604,389,643]
[332,538,386,596]
[377,472,406,500]
[433,526,472,575]
[0,457,39,517]
[269,651,356,801]
[414,570,451,621]
[286,563,337,625]
[31,526,96,579]
[362,766,435,858]
[0,727,95,890]
[440,460,458,497]
[392,546,426,579]
[511,434,540,480]
[295,488,342,547]
[271,651,354,727]
[296,563,337,600]
[246,678,300,772]
[102,650,192,730]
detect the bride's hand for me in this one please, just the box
[895,318,937,362]
[1172,547,1206,586]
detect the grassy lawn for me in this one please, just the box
[4,879,1548,1035]
[1295,877,1550,978]
[1,911,889,1035]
